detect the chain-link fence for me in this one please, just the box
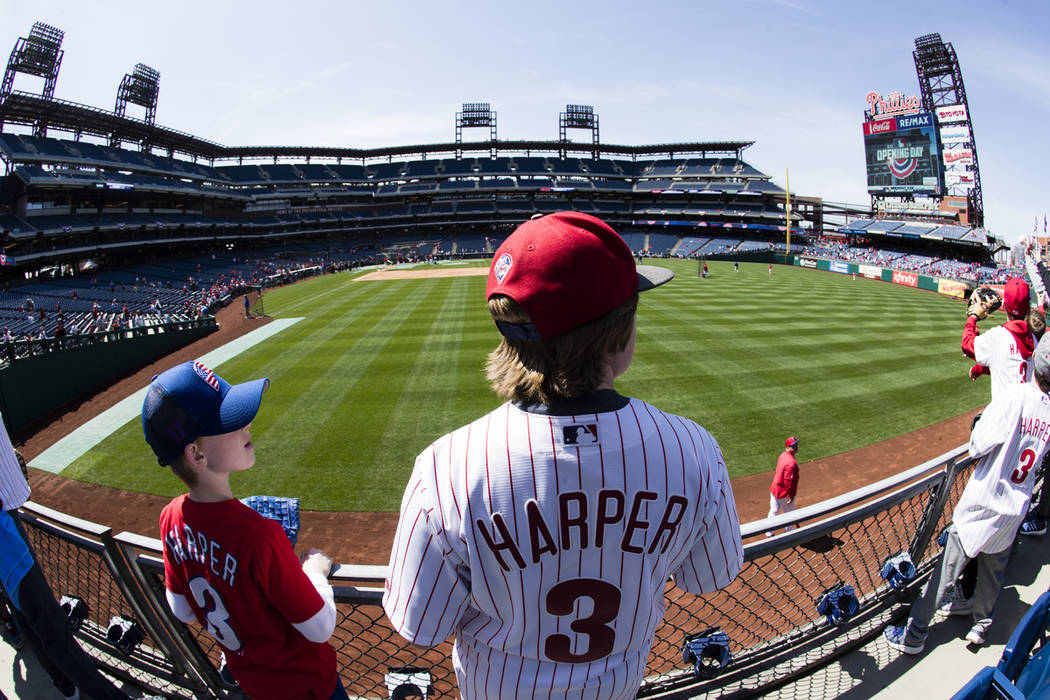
[19,444,980,698]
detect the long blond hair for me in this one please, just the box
[486,293,638,405]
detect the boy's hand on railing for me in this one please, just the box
[301,548,335,578]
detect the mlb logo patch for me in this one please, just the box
[193,362,220,391]
[563,424,599,446]
[493,253,513,284]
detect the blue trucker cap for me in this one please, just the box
[141,361,269,465]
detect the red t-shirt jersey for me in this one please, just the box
[160,495,336,700]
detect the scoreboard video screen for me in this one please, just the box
[862,112,942,195]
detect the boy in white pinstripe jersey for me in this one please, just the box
[383,212,744,699]
[886,332,1050,653]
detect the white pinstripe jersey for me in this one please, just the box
[0,416,29,512]
[383,393,743,699]
[957,382,1050,557]
[974,325,1035,401]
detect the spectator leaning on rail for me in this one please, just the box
[0,414,139,700]
[885,332,1050,653]
[141,362,347,700]
[962,276,1035,398]
[1020,244,1050,536]
[383,211,744,699]
[951,277,1037,615]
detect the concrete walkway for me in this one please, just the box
[764,534,1050,699]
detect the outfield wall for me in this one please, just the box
[0,318,217,440]
[17,445,979,698]
[793,255,973,299]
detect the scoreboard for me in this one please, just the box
[862,112,942,195]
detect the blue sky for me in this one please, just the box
[2,0,1047,244]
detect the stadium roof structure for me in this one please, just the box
[0,92,223,157]
[0,91,753,163]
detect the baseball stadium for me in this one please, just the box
[0,17,1048,700]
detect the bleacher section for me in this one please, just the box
[0,128,994,278]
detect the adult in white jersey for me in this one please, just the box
[962,276,1035,396]
[383,212,744,699]
[886,333,1050,653]
[955,277,1037,608]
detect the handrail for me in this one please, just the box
[16,442,977,698]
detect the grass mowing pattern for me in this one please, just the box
[64,260,986,511]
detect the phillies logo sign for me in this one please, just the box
[866,90,922,117]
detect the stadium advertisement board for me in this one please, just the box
[945,172,975,189]
[830,261,850,274]
[943,149,973,167]
[863,113,942,194]
[939,126,970,144]
[938,279,967,298]
[935,104,968,124]
[893,270,918,287]
[859,264,882,279]
[798,257,819,269]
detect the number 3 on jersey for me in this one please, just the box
[1012,448,1037,485]
[544,578,621,663]
[188,576,243,651]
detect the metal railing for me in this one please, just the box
[19,444,977,699]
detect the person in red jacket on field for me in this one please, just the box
[767,436,800,537]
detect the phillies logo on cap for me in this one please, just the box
[493,253,513,284]
[193,362,220,391]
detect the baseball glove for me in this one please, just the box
[967,287,1002,320]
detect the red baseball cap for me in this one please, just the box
[1003,276,1031,317]
[486,212,674,339]
[785,436,799,448]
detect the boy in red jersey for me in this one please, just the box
[142,361,346,700]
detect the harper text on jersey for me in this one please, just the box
[164,523,239,586]
[1019,416,1050,443]
[476,490,690,571]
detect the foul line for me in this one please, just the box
[30,318,303,474]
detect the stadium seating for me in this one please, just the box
[647,233,678,255]
[998,588,1050,694]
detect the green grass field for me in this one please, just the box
[64,260,987,511]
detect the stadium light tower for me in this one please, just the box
[559,104,600,159]
[455,102,497,158]
[1,22,65,136]
[913,33,983,227]
[112,63,161,148]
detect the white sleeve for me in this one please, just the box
[973,327,995,366]
[383,456,470,647]
[291,568,337,643]
[672,451,744,594]
[1025,255,1050,308]
[969,389,1012,459]
[165,589,197,624]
